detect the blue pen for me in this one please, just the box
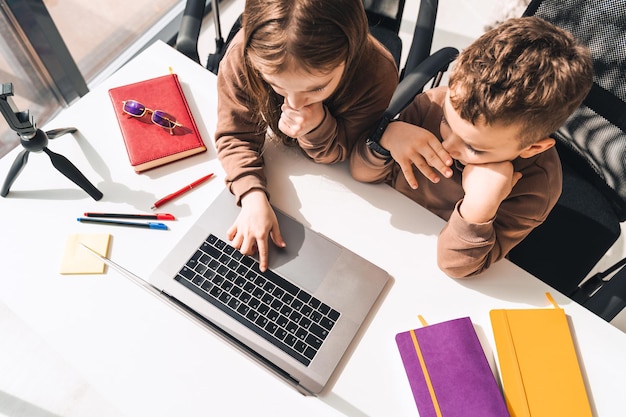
[77,217,168,230]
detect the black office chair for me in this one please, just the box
[174,0,444,81]
[363,0,405,70]
[505,0,626,321]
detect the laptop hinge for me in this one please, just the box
[161,291,316,397]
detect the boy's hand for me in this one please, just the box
[459,161,523,223]
[379,121,453,189]
[279,101,325,138]
[227,190,286,272]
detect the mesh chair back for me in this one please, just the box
[524,0,626,220]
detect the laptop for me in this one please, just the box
[148,188,391,395]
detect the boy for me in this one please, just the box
[350,17,593,278]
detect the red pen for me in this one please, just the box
[151,173,214,210]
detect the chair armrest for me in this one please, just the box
[175,0,206,65]
[574,258,626,321]
[368,47,458,143]
[387,47,458,115]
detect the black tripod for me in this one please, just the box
[0,83,102,200]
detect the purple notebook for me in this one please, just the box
[395,317,509,417]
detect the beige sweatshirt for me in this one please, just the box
[215,31,398,204]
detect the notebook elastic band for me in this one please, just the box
[545,292,560,309]
[409,329,443,417]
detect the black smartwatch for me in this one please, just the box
[366,137,391,159]
[365,116,393,161]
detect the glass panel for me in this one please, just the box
[44,0,181,83]
[0,0,182,159]
[0,5,57,157]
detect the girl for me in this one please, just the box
[215,0,398,270]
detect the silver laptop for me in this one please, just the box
[149,188,391,395]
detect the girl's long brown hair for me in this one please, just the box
[241,0,370,145]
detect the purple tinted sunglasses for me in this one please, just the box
[122,100,182,134]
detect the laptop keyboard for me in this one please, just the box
[174,234,340,366]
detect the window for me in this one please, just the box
[0,0,184,159]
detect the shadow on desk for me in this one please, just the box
[70,127,213,214]
[452,261,574,307]
[263,143,574,310]
[0,301,125,417]
[0,391,63,417]
[264,144,443,239]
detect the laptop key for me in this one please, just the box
[218,292,231,304]
[318,303,330,315]
[310,311,322,323]
[237,304,250,316]
[228,298,241,310]
[239,291,251,303]
[195,263,208,275]
[320,317,335,331]
[201,280,212,292]
[230,285,242,298]
[257,303,270,316]
[255,316,269,328]
[300,317,312,330]
[263,268,299,296]
[179,266,195,281]
[300,304,313,318]
[304,346,316,360]
[308,297,321,309]
[275,328,288,341]
[202,242,221,260]
[186,251,201,269]
[209,286,223,299]
[249,297,261,310]
[265,322,278,334]
[296,291,311,303]
[306,334,323,350]
[282,293,294,305]
[310,322,328,339]
[291,298,304,311]
[294,340,307,353]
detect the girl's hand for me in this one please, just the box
[227,190,286,271]
[279,101,325,138]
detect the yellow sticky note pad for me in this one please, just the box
[60,234,111,274]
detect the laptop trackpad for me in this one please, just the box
[268,209,340,294]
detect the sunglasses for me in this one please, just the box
[122,100,183,134]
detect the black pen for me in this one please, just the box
[77,217,168,230]
[84,212,175,220]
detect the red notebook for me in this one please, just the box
[108,73,206,172]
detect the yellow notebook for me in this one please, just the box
[490,295,592,417]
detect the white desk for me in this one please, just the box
[1,41,625,417]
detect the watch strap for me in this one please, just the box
[366,115,394,161]
[366,137,391,158]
